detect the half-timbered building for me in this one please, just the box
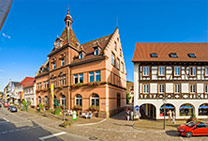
[132,43,208,119]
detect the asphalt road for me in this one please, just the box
[0,107,89,141]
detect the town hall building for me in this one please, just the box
[35,9,127,117]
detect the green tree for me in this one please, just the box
[22,100,31,111]
[126,90,131,104]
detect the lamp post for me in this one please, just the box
[162,97,167,130]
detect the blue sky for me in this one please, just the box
[0,0,207,91]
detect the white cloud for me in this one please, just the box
[2,33,11,39]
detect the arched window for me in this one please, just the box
[75,94,82,106]
[38,96,41,104]
[90,94,99,106]
[198,103,208,116]
[61,95,66,106]
[44,96,48,105]
[160,104,175,117]
[180,104,194,116]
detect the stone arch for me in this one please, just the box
[139,103,156,120]
[90,93,99,107]
[75,94,82,106]
[198,103,208,116]
[159,103,176,117]
[179,103,195,116]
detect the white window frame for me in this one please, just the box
[174,84,180,93]
[205,84,208,93]
[116,58,120,70]
[205,67,208,76]
[159,66,165,76]
[79,53,83,59]
[53,63,56,70]
[90,95,99,106]
[74,74,78,84]
[190,84,196,93]
[190,66,196,76]
[143,66,150,76]
[79,73,83,83]
[174,66,181,76]
[121,62,124,73]
[112,53,115,66]
[94,48,99,55]
[159,84,165,94]
[89,72,94,82]
[143,84,149,94]
[75,94,82,106]
[61,59,65,66]
[95,71,101,81]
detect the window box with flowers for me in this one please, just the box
[73,105,82,111]
[89,105,99,112]
[72,83,83,88]
[88,81,101,86]
[36,89,41,93]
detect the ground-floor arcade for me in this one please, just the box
[136,100,208,120]
[36,84,126,117]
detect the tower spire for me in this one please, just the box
[64,7,72,44]
[64,7,73,28]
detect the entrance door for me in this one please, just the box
[117,93,121,108]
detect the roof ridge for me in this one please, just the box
[81,34,112,45]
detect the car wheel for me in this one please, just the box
[186,132,192,138]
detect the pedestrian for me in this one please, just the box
[167,110,172,123]
[172,111,176,124]
[126,109,130,121]
[130,110,134,121]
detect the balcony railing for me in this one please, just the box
[139,93,208,99]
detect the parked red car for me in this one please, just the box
[4,103,9,107]
[178,120,208,137]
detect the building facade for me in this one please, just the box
[22,77,36,106]
[35,9,126,117]
[126,81,134,104]
[4,81,19,104]
[133,43,208,120]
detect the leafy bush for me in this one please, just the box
[59,121,72,128]
[54,107,62,115]
[89,105,99,112]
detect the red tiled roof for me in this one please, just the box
[60,28,79,47]
[81,34,112,54]
[132,43,208,62]
[19,77,35,88]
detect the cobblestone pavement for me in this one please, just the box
[14,109,208,141]
[64,112,208,141]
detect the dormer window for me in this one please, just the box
[53,62,56,70]
[169,53,178,58]
[150,53,158,58]
[61,59,65,66]
[188,53,196,58]
[56,40,60,47]
[79,53,83,59]
[94,48,99,55]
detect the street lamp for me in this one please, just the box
[162,97,167,130]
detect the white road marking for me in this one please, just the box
[3,118,9,122]
[38,132,67,141]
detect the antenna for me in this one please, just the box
[116,16,119,27]
[67,5,70,14]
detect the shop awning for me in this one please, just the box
[160,105,174,109]
[199,105,208,109]
[180,105,193,109]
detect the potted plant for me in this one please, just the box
[89,105,99,112]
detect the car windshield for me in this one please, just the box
[186,121,197,127]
